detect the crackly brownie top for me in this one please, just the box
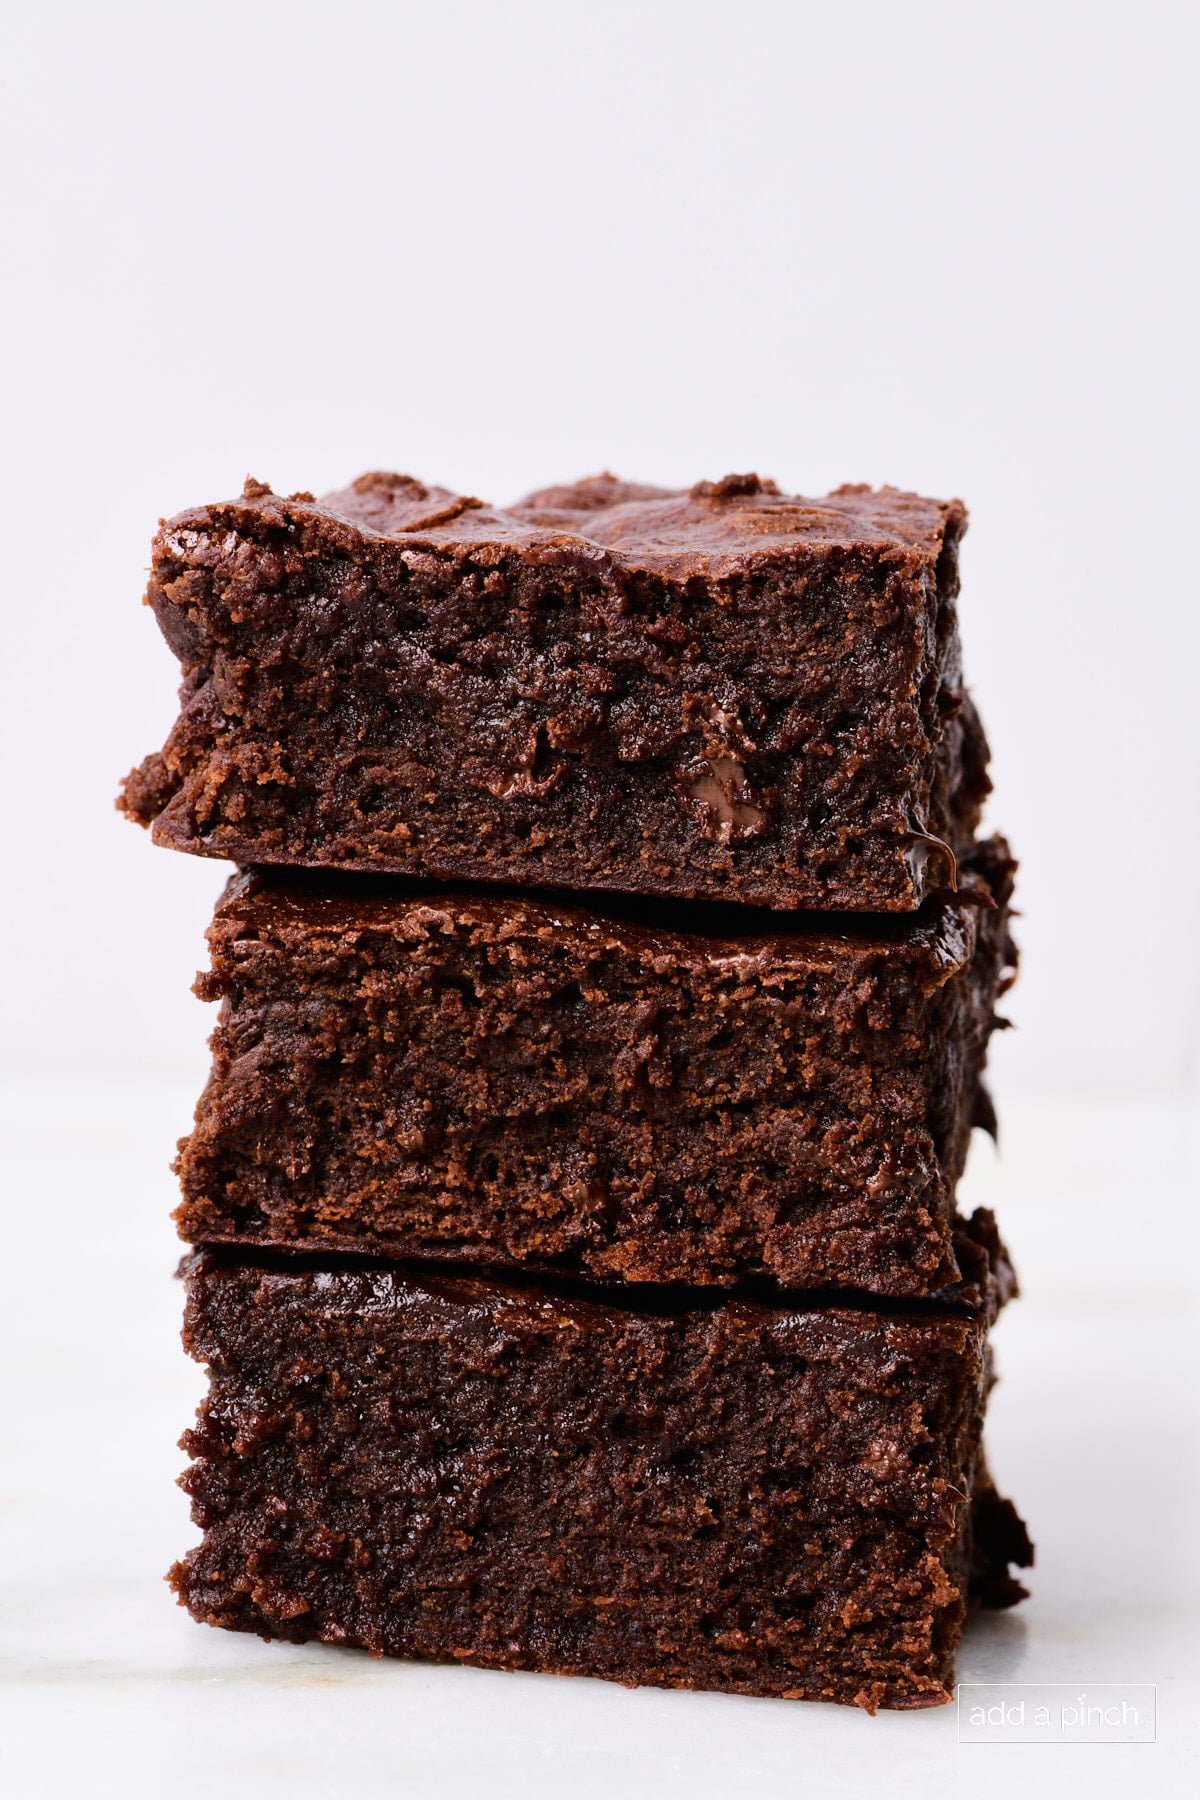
[181,1206,1010,1323]
[212,864,985,984]
[175,471,966,581]
[209,835,1012,975]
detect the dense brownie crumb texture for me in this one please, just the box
[120,471,991,911]
[176,838,1017,1292]
[120,466,1031,1712]
[171,1253,1031,1712]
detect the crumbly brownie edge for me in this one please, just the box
[168,1254,1029,1710]
[119,476,988,912]
[174,842,1015,1293]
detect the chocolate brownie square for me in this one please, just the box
[121,471,989,910]
[171,1250,1030,1710]
[175,839,1015,1295]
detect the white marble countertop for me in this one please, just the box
[1,1080,1196,1799]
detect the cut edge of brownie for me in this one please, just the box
[119,472,990,912]
[170,1201,1017,1325]
[168,1248,1031,1710]
[173,837,1016,1295]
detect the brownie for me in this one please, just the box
[120,471,990,911]
[174,837,1014,1294]
[170,1251,1030,1711]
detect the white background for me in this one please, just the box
[1,4,1197,1797]
[2,0,1198,1093]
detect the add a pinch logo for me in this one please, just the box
[957,1684,1156,1743]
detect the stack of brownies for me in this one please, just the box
[121,468,1031,1711]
